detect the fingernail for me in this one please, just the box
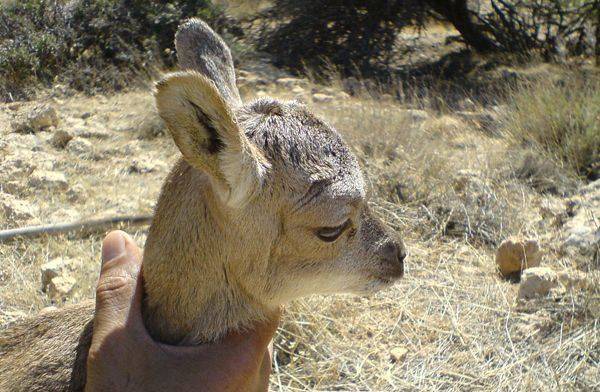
[101,231,127,263]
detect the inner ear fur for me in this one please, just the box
[155,70,269,207]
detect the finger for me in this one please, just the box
[247,308,282,350]
[92,231,143,341]
[255,349,273,392]
[215,308,282,357]
[158,307,282,358]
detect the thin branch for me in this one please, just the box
[0,215,153,242]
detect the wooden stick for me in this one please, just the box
[0,215,153,242]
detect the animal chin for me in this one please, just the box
[352,276,397,296]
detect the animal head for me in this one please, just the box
[155,19,406,305]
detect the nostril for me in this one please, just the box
[381,241,406,266]
[397,247,407,264]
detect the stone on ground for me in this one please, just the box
[66,137,94,157]
[276,77,308,88]
[28,170,69,191]
[50,129,73,149]
[562,179,600,257]
[496,239,542,277]
[0,192,40,222]
[47,275,76,300]
[517,267,563,300]
[13,105,59,132]
[557,269,590,291]
[40,258,74,291]
[129,157,167,174]
[390,346,409,363]
[312,93,334,103]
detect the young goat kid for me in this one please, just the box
[0,19,406,390]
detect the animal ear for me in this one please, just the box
[175,18,241,106]
[155,71,269,207]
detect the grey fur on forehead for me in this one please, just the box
[237,98,365,195]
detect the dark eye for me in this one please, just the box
[316,220,351,242]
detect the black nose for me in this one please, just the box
[381,240,407,273]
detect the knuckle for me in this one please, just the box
[95,275,136,304]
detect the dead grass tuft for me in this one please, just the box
[502,73,600,181]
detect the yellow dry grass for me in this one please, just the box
[0,76,598,391]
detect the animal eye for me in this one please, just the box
[316,220,351,242]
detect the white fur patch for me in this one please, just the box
[219,145,270,208]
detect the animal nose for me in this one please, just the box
[381,240,407,275]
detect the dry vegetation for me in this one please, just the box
[1,6,599,389]
[1,67,598,390]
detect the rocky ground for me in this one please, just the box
[0,62,599,390]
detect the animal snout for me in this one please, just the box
[380,240,406,277]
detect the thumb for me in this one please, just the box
[92,230,143,341]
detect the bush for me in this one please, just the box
[255,0,427,77]
[0,0,228,100]
[503,74,600,181]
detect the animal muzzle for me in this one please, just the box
[379,239,407,278]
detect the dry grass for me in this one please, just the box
[503,73,600,181]
[1,73,599,390]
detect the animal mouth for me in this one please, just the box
[372,273,403,285]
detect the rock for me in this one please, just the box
[404,109,430,123]
[29,105,59,130]
[517,267,563,300]
[7,102,21,111]
[291,86,305,95]
[50,129,73,149]
[66,183,87,202]
[138,115,165,139]
[66,137,94,157]
[276,77,308,88]
[28,170,69,191]
[75,127,111,140]
[513,310,553,341]
[557,269,589,291]
[389,346,409,363]
[13,105,59,132]
[49,208,81,222]
[237,71,269,86]
[336,91,351,100]
[41,258,73,291]
[0,154,36,178]
[562,179,600,256]
[39,306,58,315]
[0,192,39,222]
[128,157,167,174]
[4,132,44,152]
[496,239,542,277]
[47,275,76,300]
[312,93,334,103]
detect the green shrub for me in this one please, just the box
[504,74,600,181]
[0,0,228,100]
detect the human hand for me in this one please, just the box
[85,230,280,392]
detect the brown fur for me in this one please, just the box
[0,18,406,390]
